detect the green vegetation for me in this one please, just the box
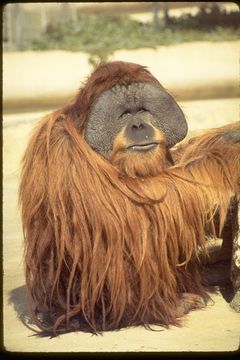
[28,7,239,65]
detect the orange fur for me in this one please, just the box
[19,62,240,335]
[111,127,169,177]
[19,114,240,335]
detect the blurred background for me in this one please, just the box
[3,2,240,352]
[3,2,239,110]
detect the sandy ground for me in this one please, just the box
[3,41,240,353]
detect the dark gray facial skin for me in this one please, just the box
[84,82,188,158]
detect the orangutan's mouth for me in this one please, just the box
[127,142,160,152]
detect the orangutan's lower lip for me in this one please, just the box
[127,142,159,152]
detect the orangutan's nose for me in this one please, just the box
[125,119,154,143]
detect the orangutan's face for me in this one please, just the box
[85,82,188,159]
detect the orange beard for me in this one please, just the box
[110,128,172,177]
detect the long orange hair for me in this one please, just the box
[19,62,240,335]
